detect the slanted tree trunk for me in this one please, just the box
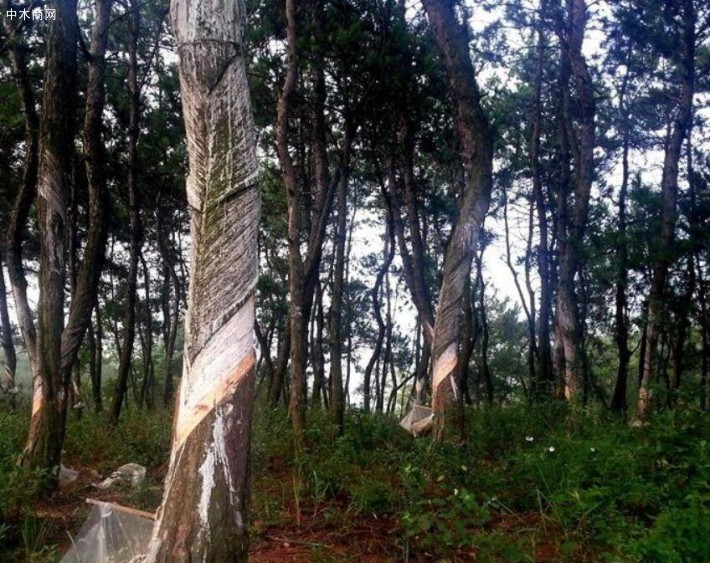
[421,0,494,441]
[381,153,435,399]
[637,0,695,418]
[147,0,260,558]
[110,0,142,424]
[363,209,395,412]
[20,0,79,477]
[4,11,40,378]
[503,192,536,392]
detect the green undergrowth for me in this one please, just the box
[0,401,171,561]
[1,397,709,561]
[251,403,710,561]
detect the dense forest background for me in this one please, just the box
[1,0,710,560]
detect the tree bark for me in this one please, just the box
[530,0,554,395]
[19,0,79,478]
[637,0,695,418]
[110,0,142,424]
[328,120,353,433]
[277,0,339,448]
[610,51,633,412]
[156,218,181,408]
[0,251,17,396]
[363,208,395,412]
[422,0,494,441]
[4,13,40,376]
[553,0,595,400]
[147,0,260,558]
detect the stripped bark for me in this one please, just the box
[147,0,260,558]
[421,0,494,440]
[20,0,79,476]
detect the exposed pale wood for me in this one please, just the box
[148,0,260,559]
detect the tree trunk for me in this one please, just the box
[503,192,536,392]
[268,322,290,408]
[422,0,494,441]
[696,256,709,411]
[611,59,632,413]
[88,303,103,412]
[20,0,79,479]
[310,280,326,408]
[147,0,260,558]
[553,0,595,401]
[277,0,338,448]
[328,121,353,433]
[110,0,142,424]
[637,0,695,418]
[139,251,155,410]
[364,209,395,412]
[530,0,554,395]
[0,252,17,396]
[4,12,40,376]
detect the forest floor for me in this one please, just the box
[1,401,709,561]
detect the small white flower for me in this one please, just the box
[548,446,556,453]
[525,436,534,442]
[461,465,468,472]
[454,488,459,496]
[590,447,596,453]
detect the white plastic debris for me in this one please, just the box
[94,463,147,490]
[400,405,434,436]
[59,464,79,488]
[61,500,153,563]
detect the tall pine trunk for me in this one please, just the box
[110,0,142,424]
[422,0,494,441]
[20,0,79,478]
[147,0,260,558]
[637,0,695,418]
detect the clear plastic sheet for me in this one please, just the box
[400,404,434,436]
[61,501,153,563]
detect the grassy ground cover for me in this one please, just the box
[1,399,708,561]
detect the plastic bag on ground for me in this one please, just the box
[94,463,147,490]
[61,501,153,563]
[400,405,434,436]
[59,465,79,488]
